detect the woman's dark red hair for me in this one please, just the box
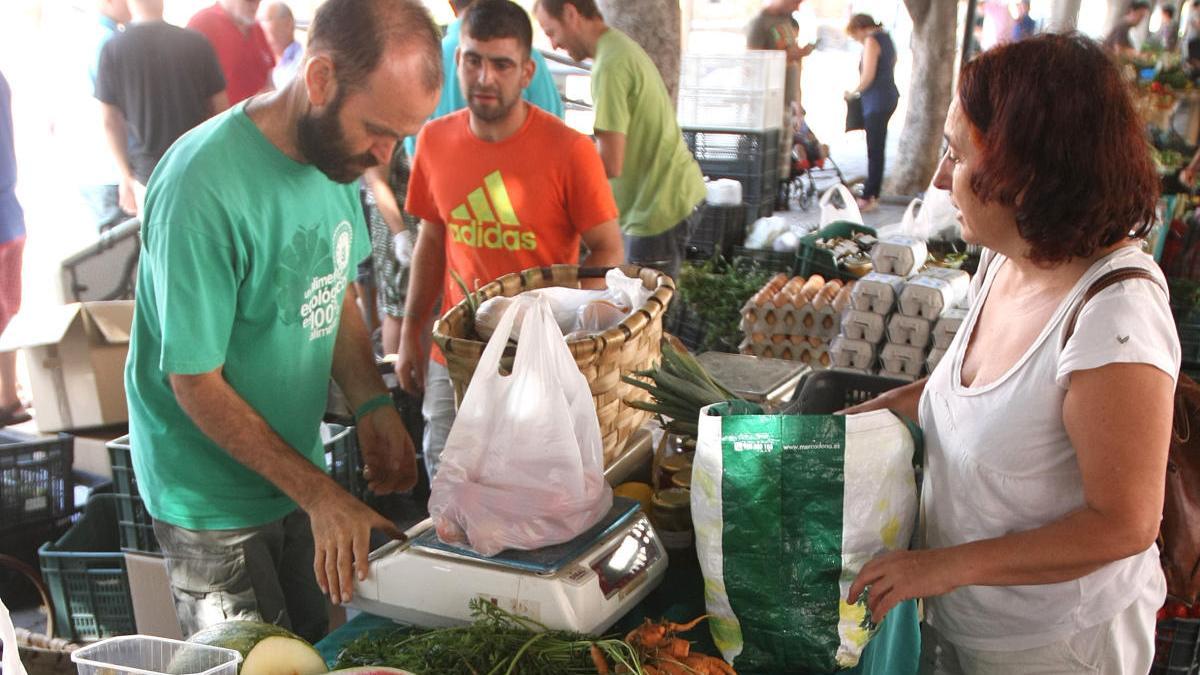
[957,32,1157,264]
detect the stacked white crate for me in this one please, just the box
[831,236,972,379]
[678,52,786,131]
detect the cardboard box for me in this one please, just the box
[0,301,134,432]
[124,551,183,640]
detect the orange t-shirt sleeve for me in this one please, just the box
[403,126,443,225]
[564,133,619,235]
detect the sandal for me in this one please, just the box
[0,401,32,427]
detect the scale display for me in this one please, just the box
[592,515,661,598]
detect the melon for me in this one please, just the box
[326,670,415,674]
[326,662,415,667]
[184,620,327,675]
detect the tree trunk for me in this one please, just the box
[1104,0,1125,36]
[597,0,682,105]
[885,0,958,197]
[1046,0,1083,32]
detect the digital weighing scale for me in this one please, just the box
[352,497,668,635]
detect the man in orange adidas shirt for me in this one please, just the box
[396,0,622,479]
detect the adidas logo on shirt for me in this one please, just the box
[447,170,538,252]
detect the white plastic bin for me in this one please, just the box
[681,52,787,94]
[677,89,785,131]
[72,635,241,675]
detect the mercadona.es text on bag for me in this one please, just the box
[692,401,918,673]
[428,294,613,556]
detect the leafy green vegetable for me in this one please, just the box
[675,256,770,353]
[334,598,643,674]
[624,341,743,439]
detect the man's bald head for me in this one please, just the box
[307,0,442,94]
[259,1,296,57]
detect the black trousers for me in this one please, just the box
[863,107,895,200]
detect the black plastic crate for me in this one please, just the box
[0,430,75,533]
[789,370,910,414]
[732,246,796,276]
[38,494,135,642]
[743,194,776,229]
[0,513,73,609]
[686,205,745,260]
[1153,617,1200,674]
[684,127,781,177]
[325,423,366,500]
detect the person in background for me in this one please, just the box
[746,0,814,209]
[360,145,418,359]
[188,0,274,103]
[259,1,301,89]
[69,0,132,232]
[977,0,1015,51]
[0,71,28,428]
[534,0,705,280]
[1104,0,1151,56]
[846,34,1175,674]
[397,0,623,480]
[125,0,441,640]
[1159,4,1180,52]
[844,14,898,213]
[96,0,228,217]
[402,0,563,158]
[1011,1,1036,42]
[1187,1,1200,68]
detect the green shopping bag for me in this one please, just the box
[692,401,919,673]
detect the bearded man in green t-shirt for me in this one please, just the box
[533,0,705,280]
[124,0,441,641]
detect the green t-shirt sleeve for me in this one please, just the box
[591,57,632,135]
[145,215,239,376]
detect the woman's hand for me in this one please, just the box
[847,548,965,622]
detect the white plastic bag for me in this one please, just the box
[475,269,652,341]
[429,294,613,556]
[744,215,790,249]
[875,198,924,240]
[819,184,863,226]
[1,598,28,675]
[917,187,960,241]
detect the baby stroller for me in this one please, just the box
[788,116,847,211]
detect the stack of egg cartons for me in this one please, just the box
[885,266,971,380]
[833,271,906,374]
[740,272,855,367]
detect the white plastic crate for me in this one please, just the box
[72,635,241,675]
[677,88,785,131]
[681,51,787,95]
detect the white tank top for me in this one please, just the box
[919,246,1179,650]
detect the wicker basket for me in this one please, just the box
[432,264,675,465]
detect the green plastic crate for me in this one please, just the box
[105,436,158,554]
[795,221,877,281]
[38,494,135,642]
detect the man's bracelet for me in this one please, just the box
[354,394,394,421]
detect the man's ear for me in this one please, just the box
[304,54,337,107]
[521,55,536,89]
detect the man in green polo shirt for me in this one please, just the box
[534,0,705,279]
[125,0,441,641]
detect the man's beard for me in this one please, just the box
[296,91,377,184]
[466,84,518,123]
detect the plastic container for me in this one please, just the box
[788,369,910,414]
[677,88,785,131]
[795,222,878,281]
[685,127,781,177]
[0,429,75,532]
[72,635,242,675]
[38,494,136,642]
[1152,617,1200,674]
[680,52,787,96]
[733,246,797,276]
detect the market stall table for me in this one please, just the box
[316,548,920,674]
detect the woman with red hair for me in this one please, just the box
[846,33,1178,673]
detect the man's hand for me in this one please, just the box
[392,231,414,267]
[119,175,144,216]
[395,333,428,396]
[307,485,404,604]
[356,405,418,494]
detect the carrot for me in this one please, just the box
[590,643,610,675]
[664,615,710,633]
[663,637,691,660]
